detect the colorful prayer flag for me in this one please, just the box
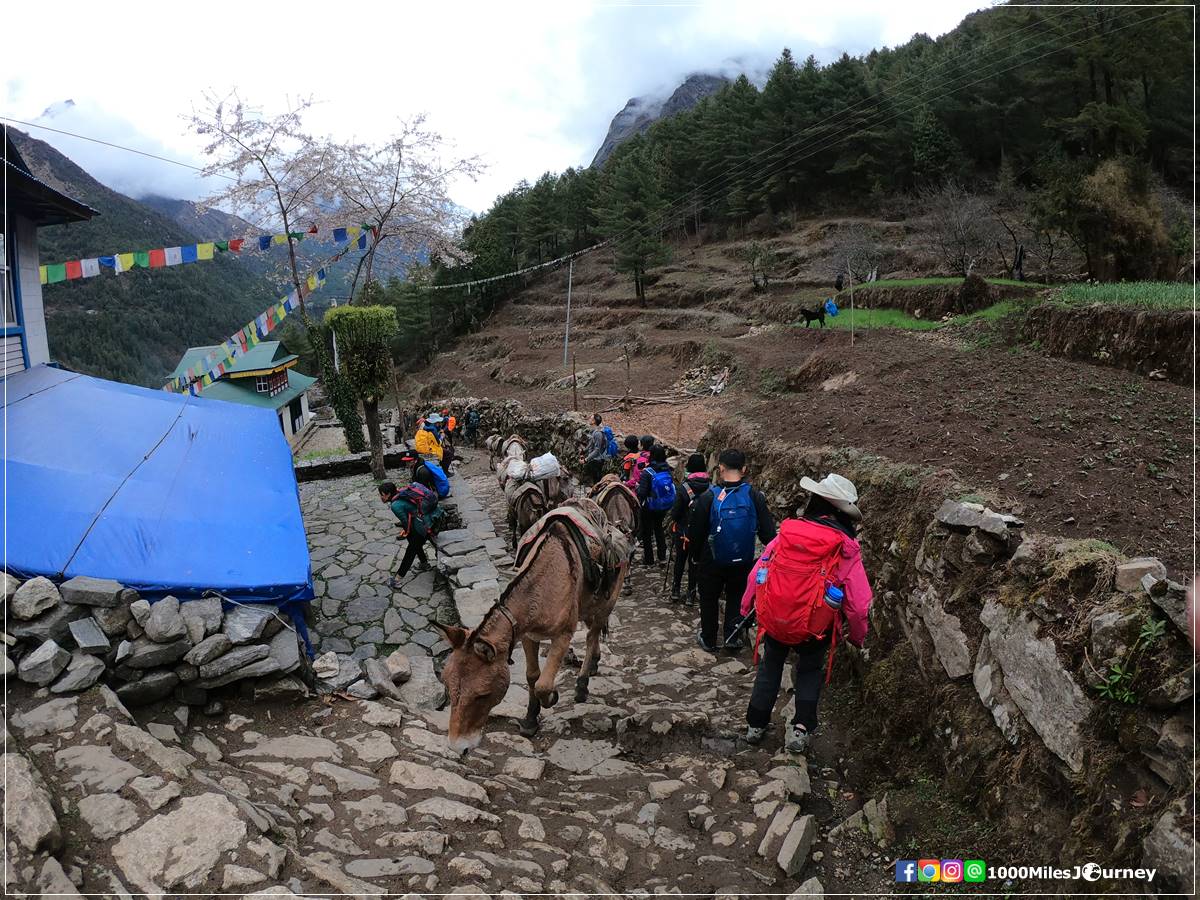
[272,234,287,245]
[347,226,360,239]
[148,249,166,268]
[357,233,367,249]
[182,245,198,264]
[39,266,47,285]
[81,258,100,278]
[165,247,183,266]
[306,274,317,291]
[229,239,244,253]
[46,263,67,284]
[333,227,347,242]
[117,253,134,273]
[64,260,83,280]
[307,224,319,234]
[258,236,271,251]
[134,251,150,269]
[197,243,215,261]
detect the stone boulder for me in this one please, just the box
[1115,557,1166,593]
[144,596,188,642]
[68,617,111,654]
[979,599,1092,772]
[1,571,19,602]
[179,596,223,644]
[1141,797,1197,893]
[3,752,61,852]
[8,602,89,644]
[117,671,180,706]
[51,653,106,693]
[18,639,71,685]
[11,576,60,620]
[59,575,124,607]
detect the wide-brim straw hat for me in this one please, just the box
[800,473,862,521]
[425,413,445,424]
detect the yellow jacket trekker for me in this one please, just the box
[415,425,443,461]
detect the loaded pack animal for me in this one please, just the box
[799,306,826,328]
[586,474,640,538]
[506,473,572,548]
[436,498,630,750]
[492,434,529,487]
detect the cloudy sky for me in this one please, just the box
[3,0,987,215]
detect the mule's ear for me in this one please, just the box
[471,638,497,663]
[435,623,470,649]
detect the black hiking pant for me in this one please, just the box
[671,530,695,597]
[396,534,430,579]
[585,458,605,485]
[697,560,754,645]
[747,634,830,732]
[640,508,667,565]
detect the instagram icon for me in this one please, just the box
[942,860,964,883]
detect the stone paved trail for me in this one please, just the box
[4,449,894,896]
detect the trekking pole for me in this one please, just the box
[661,536,675,592]
[727,609,757,645]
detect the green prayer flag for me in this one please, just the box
[134,251,150,268]
[46,263,67,284]
[215,241,229,252]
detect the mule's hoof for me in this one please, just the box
[588,660,600,676]
[574,685,589,703]
[539,689,560,708]
[518,718,540,737]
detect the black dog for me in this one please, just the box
[799,307,826,328]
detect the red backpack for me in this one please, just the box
[756,518,846,654]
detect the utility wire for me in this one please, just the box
[0,116,235,180]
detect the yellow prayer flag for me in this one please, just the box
[117,253,135,272]
[39,266,48,285]
[272,234,287,245]
[306,274,317,290]
[347,226,360,239]
[197,243,215,261]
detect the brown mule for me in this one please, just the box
[506,481,549,547]
[588,474,640,537]
[436,502,629,752]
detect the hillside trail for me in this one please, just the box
[6,448,895,897]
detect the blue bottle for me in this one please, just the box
[756,567,768,586]
[824,584,844,611]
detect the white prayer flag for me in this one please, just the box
[164,246,183,266]
[81,258,100,278]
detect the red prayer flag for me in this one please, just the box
[149,249,166,268]
[307,224,319,234]
[229,239,244,252]
[64,260,83,280]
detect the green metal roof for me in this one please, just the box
[169,341,297,379]
[193,369,316,411]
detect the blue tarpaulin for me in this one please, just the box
[2,365,314,606]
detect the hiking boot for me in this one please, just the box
[745,725,767,746]
[696,631,718,654]
[723,635,745,653]
[669,589,682,603]
[685,590,698,606]
[387,576,405,591]
[785,724,811,754]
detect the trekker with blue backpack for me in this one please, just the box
[636,444,675,567]
[686,449,776,653]
[380,480,440,589]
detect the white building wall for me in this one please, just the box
[14,214,50,366]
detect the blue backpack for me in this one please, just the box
[423,461,451,498]
[824,297,839,317]
[708,483,758,565]
[602,426,618,457]
[648,469,677,511]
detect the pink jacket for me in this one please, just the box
[740,528,873,647]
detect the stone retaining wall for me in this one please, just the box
[697,417,1195,891]
[3,575,307,708]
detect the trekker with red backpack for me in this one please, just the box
[380,480,440,589]
[624,435,653,490]
[636,444,675,567]
[741,473,873,752]
[687,449,777,653]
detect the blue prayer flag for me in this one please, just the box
[258,235,271,251]
[98,256,116,269]
[181,245,198,264]
[357,233,367,249]
[333,228,347,242]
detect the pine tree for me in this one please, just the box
[594,139,669,304]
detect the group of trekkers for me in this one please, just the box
[583,413,873,753]
[378,407,485,590]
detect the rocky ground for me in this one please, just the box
[4,447,912,897]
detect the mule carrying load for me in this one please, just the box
[502,445,573,546]
[587,473,641,537]
[437,498,630,750]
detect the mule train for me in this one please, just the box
[487,433,575,547]
[436,497,630,750]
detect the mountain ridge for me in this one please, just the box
[591,73,730,167]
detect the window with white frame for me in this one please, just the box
[1,233,16,328]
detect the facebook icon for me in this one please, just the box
[895,860,918,883]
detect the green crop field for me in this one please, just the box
[836,276,1046,293]
[1053,282,1194,311]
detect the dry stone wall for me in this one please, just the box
[3,575,308,708]
[698,417,1196,891]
